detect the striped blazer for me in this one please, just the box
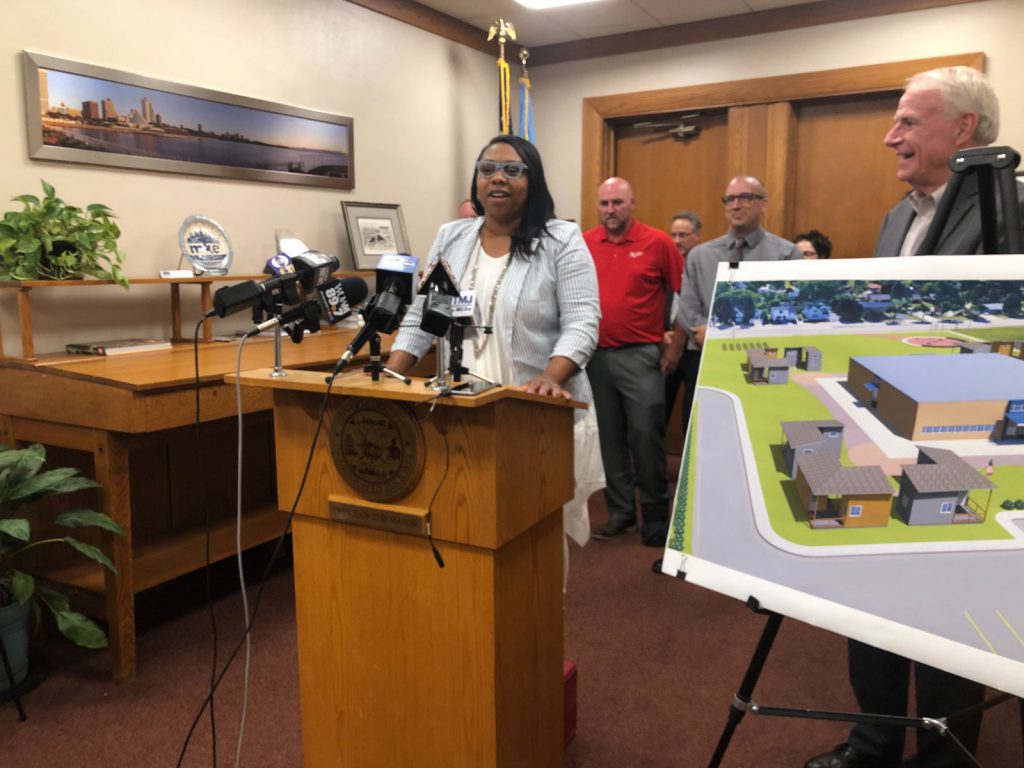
[392,216,601,405]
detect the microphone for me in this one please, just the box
[206,251,341,318]
[263,253,301,306]
[376,253,418,305]
[244,276,368,337]
[330,254,418,375]
[417,256,459,297]
[316,276,369,324]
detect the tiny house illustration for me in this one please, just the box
[781,420,844,479]
[747,349,791,384]
[894,446,996,525]
[783,346,823,371]
[793,451,894,528]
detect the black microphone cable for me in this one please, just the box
[176,349,341,768]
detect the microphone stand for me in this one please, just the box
[425,323,497,394]
[271,326,286,378]
[363,334,411,384]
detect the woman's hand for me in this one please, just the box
[516,374,572,400]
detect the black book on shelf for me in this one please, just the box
[65,338,173,356]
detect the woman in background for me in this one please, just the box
[386,134,604,580]
[794,229,833,259]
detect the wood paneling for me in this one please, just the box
[790,93,914,257]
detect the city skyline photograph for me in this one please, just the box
[24,51,354,190]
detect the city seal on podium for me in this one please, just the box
[329,397,425,503]
[179,214,233,275]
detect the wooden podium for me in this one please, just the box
[236,369,579,768]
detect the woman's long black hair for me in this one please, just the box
[470,134,556,259]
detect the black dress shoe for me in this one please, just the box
[804,743,884,768]
[591,518,636,540]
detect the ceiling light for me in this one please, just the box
[514,0,604,9]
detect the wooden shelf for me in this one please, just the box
[0,271,372,361]
[36,503,290,598]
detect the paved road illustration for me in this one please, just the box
[689,387,1024,666]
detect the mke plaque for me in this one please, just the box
[179,214,233,275]
[329,397,425,503]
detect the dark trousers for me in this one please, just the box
[586,344,670,539]
[678,348,702,439]
[847,639,985,767]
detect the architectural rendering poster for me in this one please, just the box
[661,255,1024,697]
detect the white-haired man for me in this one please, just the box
[807,66,1009,768]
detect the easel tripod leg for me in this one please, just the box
[707,605,783,768]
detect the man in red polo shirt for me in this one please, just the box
[584,177,682,547]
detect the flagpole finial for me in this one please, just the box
[519,48,530,72]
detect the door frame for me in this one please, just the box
[579,52,984,231]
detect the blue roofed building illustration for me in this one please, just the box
[846,353,1024,441]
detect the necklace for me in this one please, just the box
[468,240,512,355]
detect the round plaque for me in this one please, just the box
[329,397,426,503]
[179,214,233,275]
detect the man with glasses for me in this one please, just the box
[675,176,799,439]
[584,177,682,547]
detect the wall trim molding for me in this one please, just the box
[345,0,983,67]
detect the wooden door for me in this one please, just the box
[614,111,729,237]
[789,94,911,258]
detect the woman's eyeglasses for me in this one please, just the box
[476,160,528,179]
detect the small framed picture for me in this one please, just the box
[341,202,409,270]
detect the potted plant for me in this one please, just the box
[0,442,125,693]
[0,179,129,289]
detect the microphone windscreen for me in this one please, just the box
[264,253,295,276]
[375,253,418,305]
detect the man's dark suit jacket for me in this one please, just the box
[872,173,1024,256]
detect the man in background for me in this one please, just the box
[663,211,702,425]
[456,199,477,219]
[806,65,1005,768]
[584,177,682,547]
[675,176,799,436]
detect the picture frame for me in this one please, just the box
[22,50,354,190]
[341,202,409,270]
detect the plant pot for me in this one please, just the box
[0,600,31,694]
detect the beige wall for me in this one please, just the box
[6,0,1024,354]
[532,0,1024,225]
[1,0,496,353]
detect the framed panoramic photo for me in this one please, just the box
[341,202,409,270]
[22,51,354,190]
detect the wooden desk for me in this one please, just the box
[0,329,374,681]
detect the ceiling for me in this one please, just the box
[412,0,822,47]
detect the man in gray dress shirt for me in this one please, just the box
[673,175,799,436]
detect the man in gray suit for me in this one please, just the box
[806,66,1002,768]
[872,66,1001,258]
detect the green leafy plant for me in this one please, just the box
[0,179,128,289]
[0,443,125,648]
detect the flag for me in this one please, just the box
[518,71,534,142]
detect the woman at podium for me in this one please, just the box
[386,134,604,572]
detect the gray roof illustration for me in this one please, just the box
[797,451,894,496]
[851,354,1024,402]
[901,447,996,492]
[781,420,844,448]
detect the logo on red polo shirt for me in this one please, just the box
[628,250,644,258]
